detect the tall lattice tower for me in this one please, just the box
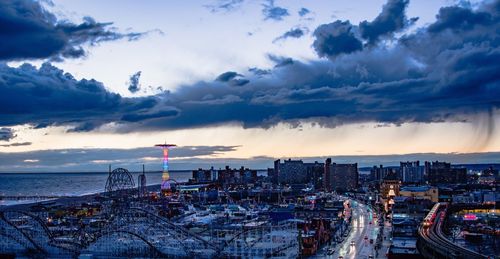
[155,143,176,195]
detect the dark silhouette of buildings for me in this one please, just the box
[324,159,358,191]
[272,159,325,188]
[425,161,467,184]
[304,161,324,189]
[191,166,257,184]
[400,161,424,183]
[370,165,398,182]
[482,166,498,177]
[273,159,307,184]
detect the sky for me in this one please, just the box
[0,0,499,171]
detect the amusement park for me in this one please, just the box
[0,144,303,258]
[1,143,498,258]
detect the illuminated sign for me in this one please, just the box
[463,214,477,221]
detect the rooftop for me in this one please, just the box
[400,186,433,192]
[392,237,417,249]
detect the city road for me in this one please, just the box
[317,200,388,259]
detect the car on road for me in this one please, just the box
[327,248,335,255]
[350,240,355,246]
[364,235,368,240]
[368,255,374,258]
[338,256,343,259]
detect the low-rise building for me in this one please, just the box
[399,186,438,203]
[387,237,421,259]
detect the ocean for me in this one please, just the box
[0,171,192,206]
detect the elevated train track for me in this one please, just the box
[417,203,487,259]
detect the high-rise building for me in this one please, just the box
[425,161,467,185]
[370,165,402,183]
[324,159,358,191]
[400,161,424,183]
[370,165,397,182]
[274,159,307,184]
[217,166,258,185]
[192,167,216,183]
[324,158,332,190]
[304,161,325,189]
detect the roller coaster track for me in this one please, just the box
[417,207,487,259]
[0,211,50,255]
[0,206,294,258]
[88,229,167,257]
[125,207,216,250]
[0,229,37,252]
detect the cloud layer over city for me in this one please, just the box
[1,0,498,133]
[0,0,499,170]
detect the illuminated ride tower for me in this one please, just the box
[155,143,176,196]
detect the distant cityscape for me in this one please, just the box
[0,156,498,258]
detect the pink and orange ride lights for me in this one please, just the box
[155,143,176,195]
[463,214,478,221]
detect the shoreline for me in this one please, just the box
[0,183,164,210]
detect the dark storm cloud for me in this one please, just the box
[205,0,244,13]
[0,0,499,136]
[312,0,416,57]
[0,128,16,141]
[312,20,363,58]
[215,71,250,86]
[0,63,177,131]
[216,71,240,82]
[248,67,271,76]
[267,54,294,67]
[121,110,180,122]
[262,0,289,21]
[273,27,307,42]
[128,71,142,93]
[67,122,99,133]
[359,0,416,44]
[428,4,495,33]
[0,0,147,61]
[0,142,32,147]
[298,8,310,17]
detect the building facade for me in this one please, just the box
[400,161,424,183]
[370,165,399,182]
[304,161,325,189]
[399,186,438,202]
[324,160,358,191]
[191,166,257,185]
[274,159,307,184]
[425,161,467,185]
